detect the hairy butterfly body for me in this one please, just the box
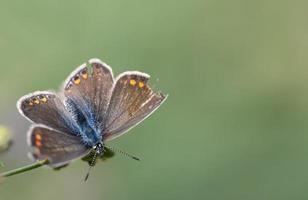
[18,58,167,168]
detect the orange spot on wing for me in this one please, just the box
[35,140,42,147]
[81,70,88,80]
[73,76,81,85]
[33,98,40,105]
[138,81,145,88]
[26,100,34,106]
[35,134,42,141]
[40,96,47,103]
[130,79,137,86]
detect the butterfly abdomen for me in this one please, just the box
[65,98,102,147]
[79,123,102,147]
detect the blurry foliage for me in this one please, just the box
[0,125,12,153]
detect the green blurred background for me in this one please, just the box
[1,0,308,199]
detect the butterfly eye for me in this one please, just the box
[81,70,88,80]
[73,75,81,85]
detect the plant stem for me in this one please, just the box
[0,159,49,178]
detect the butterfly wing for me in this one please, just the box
[17,91,79,135]
[62,59,166,141]
[28,125,90,168]
[63,59,114,133]
[103,72,167,141]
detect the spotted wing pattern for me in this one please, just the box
[63,59,114,132]
[28,125,90,168]
[18,91,79,135]
[103,72,167,141]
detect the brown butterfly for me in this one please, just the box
[17,58,167,175]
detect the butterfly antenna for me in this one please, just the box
[105,145,141,161]
[84,151,98,182]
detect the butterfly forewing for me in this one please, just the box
[18,91,79,135]
[28,125,90,168]
[105,92,166,140]
[103,72,167,141]
[64,59,114,131]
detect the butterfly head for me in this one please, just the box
[93,142,104,156]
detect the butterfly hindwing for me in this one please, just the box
[18,91,79,135]
[103,72,167,141]
[63,59,114,132]
[28,125,90,168]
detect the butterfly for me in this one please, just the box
[17,58,167,171]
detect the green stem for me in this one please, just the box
[0,159,49,178]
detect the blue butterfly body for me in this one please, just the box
[66,98,102,147]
